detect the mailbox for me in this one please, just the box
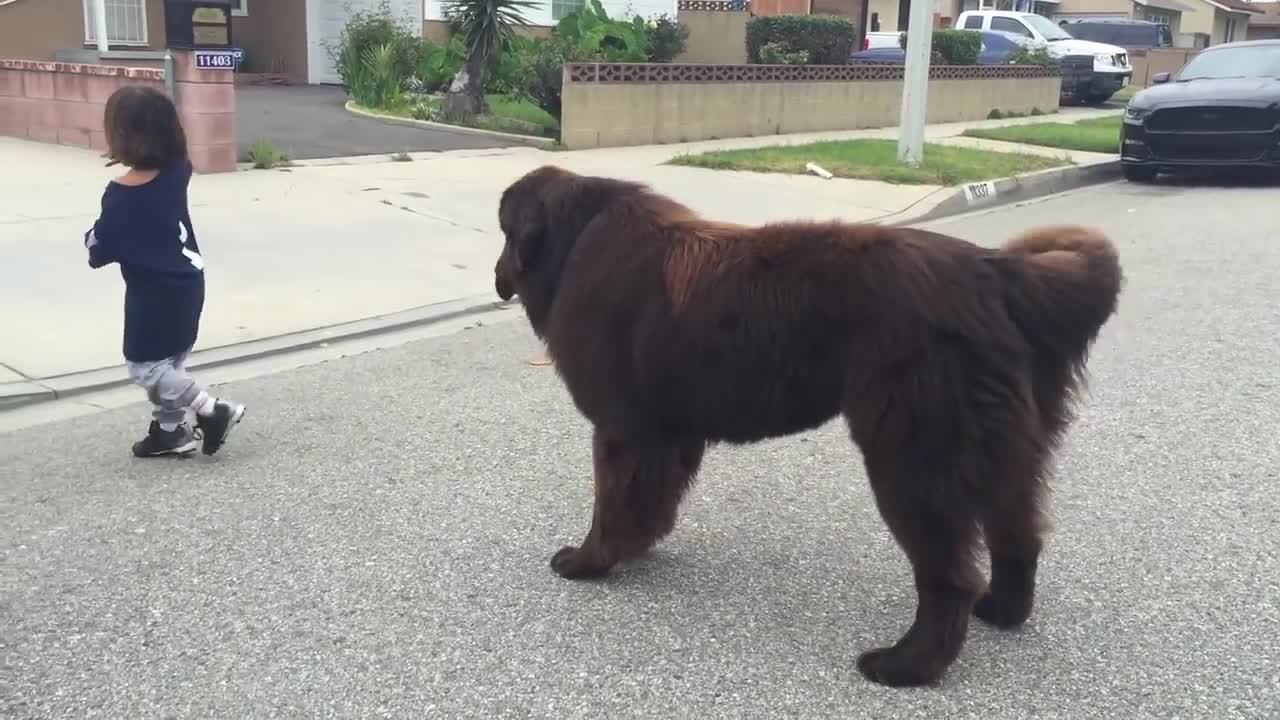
[164,0,234,49]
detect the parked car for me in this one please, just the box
[1058,18,1173,49]
[849,29,1025,65]
[956,10,1133,104]
[862,31,904,50]
[1119,39,1280,181]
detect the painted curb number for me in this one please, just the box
[963,180,997,206]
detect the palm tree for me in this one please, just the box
[441,0,539,118]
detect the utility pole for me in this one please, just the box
[896,0,936,166]
[92,0,110,54]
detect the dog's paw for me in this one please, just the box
[549,546,611,580]
[973,590,1033,629]
[856,647,943,688]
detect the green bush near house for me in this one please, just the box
[898,28,982,65]
[746,14,856,65]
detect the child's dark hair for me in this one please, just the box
[103,85,188,170]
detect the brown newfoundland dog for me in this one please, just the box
[494,165,1121,688]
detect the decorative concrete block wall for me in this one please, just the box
[0,51,237,173]
[559,63,1063,150]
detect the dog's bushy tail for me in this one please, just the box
[993,225,1123,390]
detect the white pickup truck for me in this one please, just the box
[955,11,1133,104]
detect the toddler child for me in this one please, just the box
[86,85,245,457]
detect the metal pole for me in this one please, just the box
[92,0,110,54]
[896,0,936,166]
[164,50,176,100]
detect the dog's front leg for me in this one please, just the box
[550,429,704,579]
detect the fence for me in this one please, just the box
[0,51,237,173]
[560,62,1062,150]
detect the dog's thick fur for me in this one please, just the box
[494,165,1122,688]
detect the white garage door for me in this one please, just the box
[307,0,424,85]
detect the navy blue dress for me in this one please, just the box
[85,159,206,364]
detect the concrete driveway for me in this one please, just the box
[234,84,527,162]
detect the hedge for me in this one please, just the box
[746,14,856,66]
[898,28,983,65]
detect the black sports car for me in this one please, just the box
[1120,39,1280,181]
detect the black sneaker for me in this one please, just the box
[195,400,246,456]
[132,421,200,458]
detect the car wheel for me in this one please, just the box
[1123,165,1157,183]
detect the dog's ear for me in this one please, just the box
[510,205,545,274]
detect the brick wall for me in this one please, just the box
[0,51,236,173]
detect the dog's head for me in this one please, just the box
[494,165,646,332]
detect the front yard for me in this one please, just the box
[962,116,1123,155]
[667,139,1069,186]
[360,93,560,139]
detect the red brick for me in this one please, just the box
[0,97,33,135]
[174,81,235,114]
[27,125,58,143]
[58,127,92,147]
[0,70,23,97]
[188,143,237,173]
[22,71,55,99]
[52,101,104,131]
[54,73,89,102]
[180,111,235,146]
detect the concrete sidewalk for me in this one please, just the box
[0,106,1120,402]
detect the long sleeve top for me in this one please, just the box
[85,159,206,363]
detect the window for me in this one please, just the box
[1224,18,1237,43]
[552,0,584,21]
[991,17,1033,37]
[964,15,984,29]
[1177,44,1280,79]
[229,0,247,17]
[83,0,148,46]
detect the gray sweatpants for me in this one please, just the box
[126,348,206,427]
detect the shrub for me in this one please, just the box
[509,35,596,122]
[556,0,649,62]
[412,36,464,94]
[758,41,810,65]
[329,0,423,93]
[644,14,690,63]
[899,28,982,65]
[1005,43,1057,66]
[347,41,406,107]
[746,14,854,65]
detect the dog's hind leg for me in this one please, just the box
[853,447,985,688]
[974,442,1052,629]
[550,429,706,579]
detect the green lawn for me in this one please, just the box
[667,139,1068,186]
[374,93,558,139]
[962,115,1123,155]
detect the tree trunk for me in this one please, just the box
[444,48,489,119]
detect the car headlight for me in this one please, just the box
[1124,105,1149,122]
[1095,53,1115,66]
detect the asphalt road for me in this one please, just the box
[3,178,1279,719]
[234,85,525,162]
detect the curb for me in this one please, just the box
[344,101,558,149]
[0,294,518,412]
[880,159,1123,227]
